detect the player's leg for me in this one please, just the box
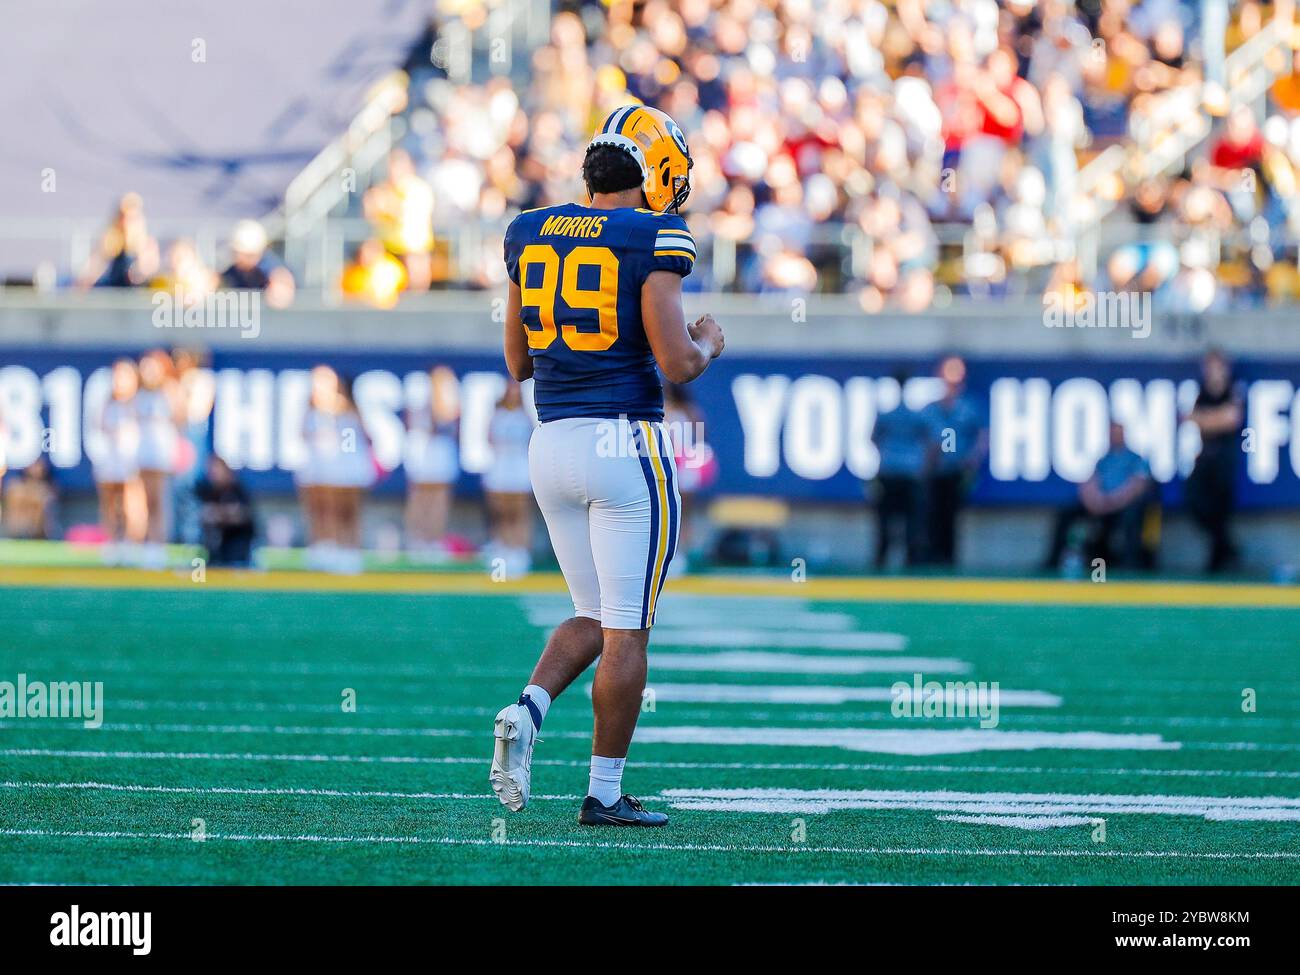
[528,617,602,701]
[490,419,603,810]
[589,626,648,761]
[578,420,678,827]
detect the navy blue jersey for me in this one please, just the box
[504,204,695,422]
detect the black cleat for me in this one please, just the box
[577,794,668,827]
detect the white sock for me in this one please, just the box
[519,684,551,730]
[588,755,625,806]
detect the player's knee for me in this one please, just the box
[600,627,650,659]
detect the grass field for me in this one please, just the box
[2,568,1299,885]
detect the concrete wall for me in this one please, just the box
[2,289,1298,359]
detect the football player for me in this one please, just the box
[490,106,725,827]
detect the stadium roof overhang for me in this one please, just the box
[0,0,430,274]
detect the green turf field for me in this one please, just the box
[2,575,1299,885]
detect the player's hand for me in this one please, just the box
[689,314,725,359]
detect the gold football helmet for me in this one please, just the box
[587,105,693,213]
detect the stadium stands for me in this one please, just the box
[3,0,1298,311]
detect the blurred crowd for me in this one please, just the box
[76,197,296,309]
[50,1,1300,312]
[384,0,1300,309]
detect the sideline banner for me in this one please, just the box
[1,349,1297,509]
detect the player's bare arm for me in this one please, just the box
[503,280,533,382]
[642,269,724,383]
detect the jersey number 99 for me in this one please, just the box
[519,244,620,352]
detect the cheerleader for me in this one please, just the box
[135,350,180,566]
[663,383,717,575]
[482,379,534,575]
[404,365,460,557]
[329,377,374,574]
[172,348,216,546]
[95,359,143,557]
[299,365,340,566]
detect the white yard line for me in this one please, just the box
[651,630,908,651]
[4,747,1296,778]
[627,682,1061,708]
[75,698,1300,730]
[936,815,1097,829]
[633,726,1180,755]
[1,720,1184,754]
[1,827,1297,859]
[0,781,578,800]
[13,781,1299,824]
[23,662,1300,696]
[660,787,1300,821]
[646,652,970,674]
[0,721,542,739]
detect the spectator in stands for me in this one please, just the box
[221,220,295,309]
[960,47,1044,217]
[1209,106,1266,224]
[755,238,819,294]
[1185,348,1244,572]
[376,0,1286,309]
[921,355,988,567]
[363,148,435,292]
[1140,16,1197,94]
[1226,0,1268,58]
[870,370,928,569]
[482,380,534,576]
[22,0,1297,310]
[3,458,60,541]
[404,365,461,558]
[1044,257,1090,312]
[1042,420,1153,571]
[77,193,159,289]
[1107,178,1181,296]
[1167,238,1226,314]
[342,238,408,308]
[1269,47,1300,120]
[710,184,758,289]
[856,191,939,311]
[152,239,218,301]
[196,455,255,566]
[1030,72,1090,233]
